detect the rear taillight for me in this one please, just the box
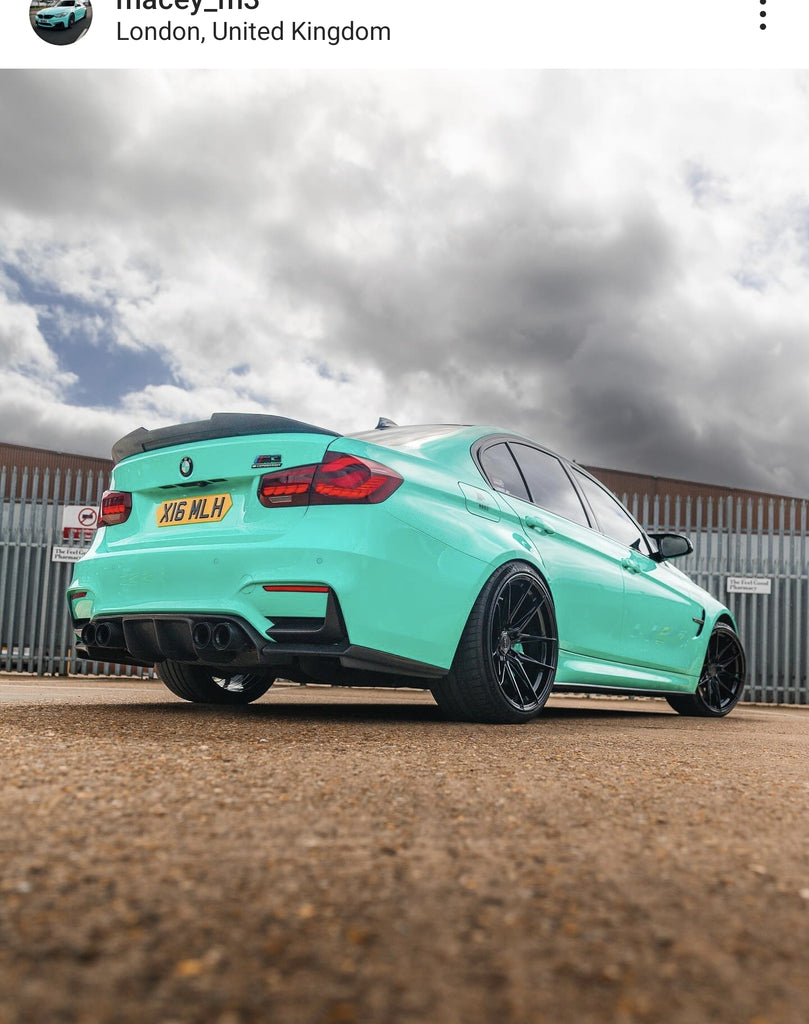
[99,490,132,526]
[310,454,402,504]
[258,465,318,506]
[258,451,403,508]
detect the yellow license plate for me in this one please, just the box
[156,493,233,527]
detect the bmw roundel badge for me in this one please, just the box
[179,457,194,478]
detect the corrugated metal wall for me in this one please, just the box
[0,443,113,501]
[589,463,802,524]
[1,460,807,701]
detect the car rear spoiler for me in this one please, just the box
[112,413,340,463]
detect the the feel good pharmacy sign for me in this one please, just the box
[727,577,772,595]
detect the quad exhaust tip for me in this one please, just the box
[82,621,125,649]
[192,620,245,653]
[212,622,236,651]
[83,617,249,656]
[192,622,212,650]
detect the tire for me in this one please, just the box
[666,624,746,718]
[158,661,275,705]
[432,562,558,724]
[67,14,74,26]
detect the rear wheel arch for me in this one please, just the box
[432,560,559,724]
[446,554,551,664]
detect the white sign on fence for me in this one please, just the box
[51,546,88,563]
[727,577,772,595]
[61,505,99,542]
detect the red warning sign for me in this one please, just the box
[61,505,99,543]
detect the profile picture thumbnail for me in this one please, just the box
[30,0,93,44]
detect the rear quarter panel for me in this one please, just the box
[328,434,550,662]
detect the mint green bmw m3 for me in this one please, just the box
[67,415,746,723]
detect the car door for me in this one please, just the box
[477,440,626,664]
[568,467,703,675]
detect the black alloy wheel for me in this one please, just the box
[666,624,746,717]
[158,661,275,705]
[432,562,558,724]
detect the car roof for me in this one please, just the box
[348,422,581,477]
[349,423,565,458]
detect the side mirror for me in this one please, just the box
[648,533,693,562]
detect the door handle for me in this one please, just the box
[524,515,555,535]
[621,557,641,574]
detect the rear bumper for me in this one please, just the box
[73,607,446,683]
[68,505,488,674]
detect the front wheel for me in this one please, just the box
[158,661,275,705]
[666,624,746,717]
[432,562,558,724]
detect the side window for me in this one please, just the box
[479,443,530,502]
[509,444,590,528]
[571,469,650,553]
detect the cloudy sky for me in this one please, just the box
[1,70,809,493]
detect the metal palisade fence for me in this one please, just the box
[1,459,807,700]
[0,464,152,678]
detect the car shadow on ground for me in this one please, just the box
[110,698,679,725]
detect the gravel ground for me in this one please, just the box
[2,676,809,1024]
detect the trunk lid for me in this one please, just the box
[104,416,339,549]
